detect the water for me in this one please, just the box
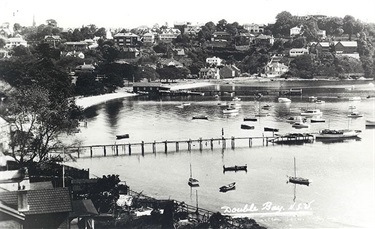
[66,82,375,228]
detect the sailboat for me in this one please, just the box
[188,164,199,187]
[288,157,310,186]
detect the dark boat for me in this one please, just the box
[264,127,279,132]
[219,182,236,192]
[116,134,129,140]
[244,118,257,122]
[288,157,310,186]
[241,124,254,130]
[192,115,208,120]
[188,164,199,187]
[223,165,247,172]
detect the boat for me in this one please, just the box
[182,103,191,106]
[292,121,310,128]
[348,105,356,110]
[286,116,305,124]
[315,100,325,104]
[116,134,129,140]
[223,165,247,172]
[365,120,375,127]
[347,111,363,118]
[264,127,279,132]
[300,109,323,117]
[269,133,315,144]
[232,97,241,101]
[315,129,359,139]
[349,96,361,101]
[288,157,310,186]
[223,107,239,114]
[219,182,236,192]
[308,96,317,102]
[192,115,208,120]
[241,124,254,130]
[310,116,325,123]
[262,104,272,109]
[188,164,199,187]
[229,103,241,108]
[278,97,291,103]
[244,117,257,122]
[176,104,184,109]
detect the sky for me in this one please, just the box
[1,0,375,29]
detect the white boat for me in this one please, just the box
[182,103,191,106]
[223,107,239,114]
[292,121,310,128]
[232,97,241,101]
[315,129,359,139]
[300,109,323,117]
[308,96,317,102]
[229,103,241,108]
[349,96,361,101]
[278,97,291,103]
[347,111,363,118]
[311,116,325,123]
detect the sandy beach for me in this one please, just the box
[75,88,137,109]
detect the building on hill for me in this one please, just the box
[64,41,88,51]
[314,41,332,53]
[113,32,140,47]
[289,48,309,57]
[243,23,265,34]
[199,68,220,79]
[206,56,222,66]
[290,26,302,37]
[142,32,155,44]
[44,35,61,47]
[264,55,289,77]
[211,31,231,42]
[334,41,359,59]
[5,35,27,49]
[317,30,326,39]
[254,34,274,45]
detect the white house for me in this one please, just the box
[5,36,27,49]
[289,48,309,57]
[290,26,302,36]
[0,116,10,152]
[206,56,222,66]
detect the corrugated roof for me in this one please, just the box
[0,188,72,215]
[69,199,98,218]
[337,41,357,47]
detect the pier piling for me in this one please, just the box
[103,146,106,157]
[141,141,145,156]
[128,144,132,155]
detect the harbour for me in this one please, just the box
[65,82,375,228]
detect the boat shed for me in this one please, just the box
[133,82,171,94]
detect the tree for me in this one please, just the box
[291,37,307,48]
[10,45,31,57]
[273,11,298,37]
[0,38,5,48]
[5,86,80,165]
[46,19,57,27]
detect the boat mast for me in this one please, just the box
[294,157,297,177]
[190,163,192,178]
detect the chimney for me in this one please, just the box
[17,190,29,212]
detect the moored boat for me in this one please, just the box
[349,96,361,101]
[264,127,279,132]
[365,119,375,127]
[288,157,310,186]
[223,107,239,114]
[315,100,325,104]
[278,97,291,103]
[315,129,359,139]
[192,115,208,120]
[310,116,325,123]
[286,116,305,124]
[116,134,130,140]
[244,117,257,122]
[223,165,247,172]
[241,124,254,130]
[219,182,236,192]
[347,111,363,118]
[300,109,323,117]
[292,121,310,128]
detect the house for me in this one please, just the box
[199,68,220,79]
[254,34,274,45]
[159,28,180,43]
[113,33,140,47]
[206,56,222,66]
[265,62,289,77]
[64,41,88,51]
[0,188,72,229]
[290,26,302,37]
[317,30,326,39]
[142,32,155,44]
[5,36,27,49]
[173,48,185,56]
[75,63,95,73]
[44,35,61,47]
[334,41,357,54]
[243,23,264,34]
[219,65,241,79]
[289,48,309,57]
[315,42,331,53]
[159,58,183,68]
[133,82,171,94]
[211,31,231,42]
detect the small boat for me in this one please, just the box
[288,157,310,186]
[286,116,305,124]
[262,104,272,109]
[365,119,375,127]
[264,127,279,132]
[315,100,325,104]
[223,107,239,114]
[229,103,241,108]
[176,104,184,108]
[244,117,257,122]
[308,96,317,102]
[182,103,191,106]
[188,164,199,187]
[310,116,325,123]
[349,96,361,101]
[223,165,247,172]
[347,111,363,118]
[116,134,129,140]
[278,98,291,103]
[192,115,208,120]
[232,97,241,101]
[219,182,236,192]
[292,122,310,128]
[300,109,323,117]
[241,124,254,130]
[315,129,359,139]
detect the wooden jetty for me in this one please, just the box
[53,134,315,159]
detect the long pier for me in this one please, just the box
[53,134,315,159]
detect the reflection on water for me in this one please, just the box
[68,85,375,228]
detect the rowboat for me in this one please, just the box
[223,107,239,114]
[264,127,279,132]
[192,115,208,120]
[219,182,236,192]
[244,117,257,122]
[116,134,129,140]
[223,165,247,172]
[241,124,254,130]
[300,109,323,117]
